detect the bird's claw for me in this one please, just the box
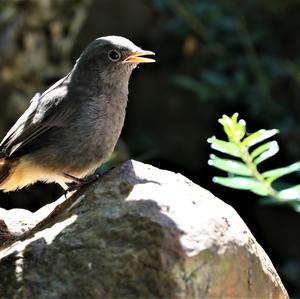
[63,172,102,195]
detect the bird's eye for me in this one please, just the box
[108,50,121,62]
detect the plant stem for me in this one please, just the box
[238,143,283,201]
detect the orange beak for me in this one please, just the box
[122,50,155,64]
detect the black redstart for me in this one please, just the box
[0,36,155,192]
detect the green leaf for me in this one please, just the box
[277,184,300,201]
[218,113,246,142]
[253,141,279,165]
[208,154,252,176]
[243,129,279,147]
[231,112,239,124]
[250,141,278,160]
[218,115,234,139]
[262,162,300,183]
[207,136,242,157]
[235,118,246,141]
[293,204,300,213]
[212,176,269,196]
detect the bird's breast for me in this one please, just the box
[62,93,127,173]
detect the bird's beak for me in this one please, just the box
[122,50,155,64]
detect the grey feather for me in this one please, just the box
[0,75,75,157]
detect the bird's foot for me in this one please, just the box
[64,172,102,193]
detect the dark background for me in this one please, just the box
[0,0,299,296]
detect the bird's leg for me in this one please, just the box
[63,172,102,192]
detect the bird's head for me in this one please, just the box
[73,36,155,87]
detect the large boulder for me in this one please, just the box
[0,160,288,298]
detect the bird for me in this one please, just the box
[0,36,155,192]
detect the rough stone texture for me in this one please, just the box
[0,160,288,299]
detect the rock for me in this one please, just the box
[0,160,289,298]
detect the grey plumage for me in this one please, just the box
[0,36,155,191]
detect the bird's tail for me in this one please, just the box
[0,157,10,187]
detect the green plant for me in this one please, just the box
[208,113,300,211]
[153,0,300,159]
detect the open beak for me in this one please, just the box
[122,50,155,64]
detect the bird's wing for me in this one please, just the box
[0,75,76,157]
